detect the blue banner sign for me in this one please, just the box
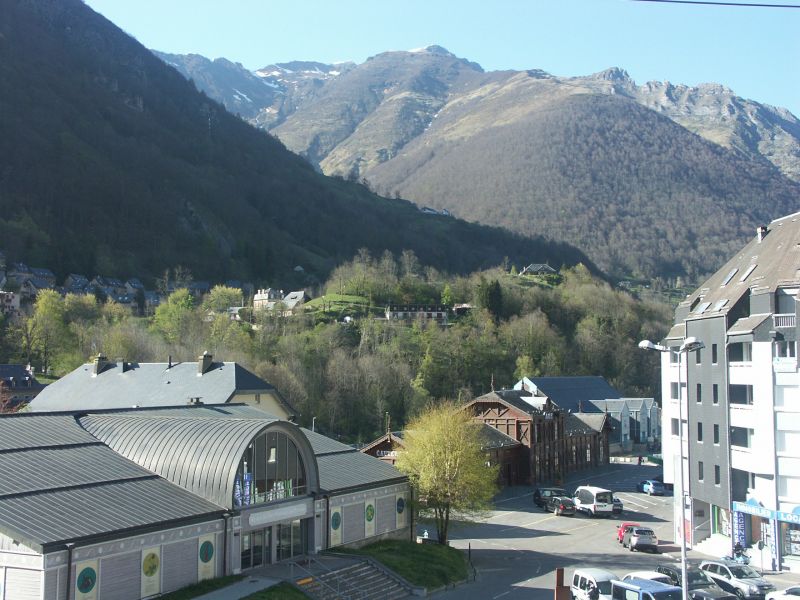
[732,510,747,548]
[732,501,800,524]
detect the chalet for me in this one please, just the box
[361,425,521,486]
[19,277,55,300]
[385,304,448,324]
[27,352,297,420]
[63,273,90,293]
[519,263,558,276]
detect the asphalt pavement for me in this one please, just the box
[425,462,799,600]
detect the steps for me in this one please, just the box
[296,560,412,600]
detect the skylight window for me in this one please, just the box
[721,268,738,287]
[695,301,712,314]
[739,264,757,282]
[713,299,728,311]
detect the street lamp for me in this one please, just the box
[640,336,705,600]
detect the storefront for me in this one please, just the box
[731,501,799,572]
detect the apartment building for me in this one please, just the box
[660,214,800,572]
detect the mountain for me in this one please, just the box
[0,1,592,284]
[162,47,800,281]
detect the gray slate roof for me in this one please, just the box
[525,377,622,412]
[316,451,406,493]
[0,414,223,551]
[481,390,549,415]
[27,360,289,413]
[478,424,521,449]
[565,412,607,435]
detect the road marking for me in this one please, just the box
[496,492,535,504]
[493,592,511,599]
[561,521,600,533]
[616,495,653,509]
[500,515,556,531]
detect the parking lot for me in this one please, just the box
[426,462,798,600]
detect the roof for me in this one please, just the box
[79,412,295,508]
[478,424,521,449]
[727,314,771,336]
[282,291,308,309]
[585,399,629,414]
[517,377,622,412]
[678,213,800,326]
[0,365,44,390]
[27,359,292,415]
[0,414,223,551]
[565,412,607,435]
[477,389,550,415]
[316,451,406,493]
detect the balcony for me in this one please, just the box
[774,313,796,328]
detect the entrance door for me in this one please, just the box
[241,528,272,570]
[277,519,307,561]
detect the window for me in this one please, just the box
[729,342,752,362]
[730,427,753,448]
[671,418,680,436]
[670,349,679,364]
[713,384,719,404]
[697,422,703,442]
[721,268,739,286]
[712,344,718,364]
[695,301,712,314]
[714,424,720,444]
[234,430,307,507]
[713,299,729,312]
[775,340,797,358]
[739,264,757,282]
[696,383,702,403]
[715,465,721,485]
[698,461,704,481]
[671,382,680,400]
[696,348,702,364]
[729,384,753,405]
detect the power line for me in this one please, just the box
[633,0,800,7]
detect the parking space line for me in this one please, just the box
[616,495,653,509]
[561,521,600,533]
[499,515,556,531]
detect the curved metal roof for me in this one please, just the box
[79,414,319,508]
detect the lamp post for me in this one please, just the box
[639,336,705,600]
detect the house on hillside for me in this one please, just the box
[385,304,448,324]
[0,291,18,316]
[0,364,45,411]
[30,267,56,287]
[125,278,144,295]
[20,277,55,300]
[8,262,31,286]
[63,273,90,293]
[253,289,310,316]
[519,263,558,276]
[27,352,297,420]
[514,376,622,411]
[91,275,126,296]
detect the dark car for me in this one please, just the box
[656,564,738,600]
[546,495,576,516]
[533,486,568,509]
[612,496,623,514]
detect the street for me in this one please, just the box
[425,462,799,599]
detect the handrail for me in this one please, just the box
[290,556,354,600]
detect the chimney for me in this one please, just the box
[93,353,110,376]
[197,351,213,375]
[188,397,203,405]
[168,355,172,369]
[757,226,768,242]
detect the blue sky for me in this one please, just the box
[84,0,799,116]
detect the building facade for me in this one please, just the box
[661,215,800,572]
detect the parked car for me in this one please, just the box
[636,480,666,495]
[571,568,617,600]
[616,521,641,544]
[573,485,615,517]
[546,495,576,516]
[699,560,775,599]
[653,474,674,492]
[534,486,568,509]
[767,586,800,600]
[656,563,738,600]
[612,496,624,514]
[623,571,673,585]
[611,578,682,600]
[622,526,659,553]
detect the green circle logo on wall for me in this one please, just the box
[396,498,405,514]
[77,567,97,593]
[365,504,375,522]
[199,541,214,563]
[142,552,160,577]
[331,511,342,530]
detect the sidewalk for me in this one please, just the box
[195,576,280,600]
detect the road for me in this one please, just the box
[423,462,798,600]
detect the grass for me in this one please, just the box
[157,575,246,599]
[337,539,468,589]
[242,582,310,599]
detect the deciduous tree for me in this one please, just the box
[396,401,497,544]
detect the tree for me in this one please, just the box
[441,284,453,307]
[396,401,497,544]
[203,285,243,313]
[152,288,195,345]
[475,277,502,320]
[30,290,68,374]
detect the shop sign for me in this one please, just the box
[733,501,800,525]
[732,511,747,548]
[776,511,800,524]
[197,534,216,581]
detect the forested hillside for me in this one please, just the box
[1,253,670,442]
[0,0,588,285]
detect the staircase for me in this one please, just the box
[296,559,412,600]
[692,532,732,559]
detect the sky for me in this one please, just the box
[83,0,800,116]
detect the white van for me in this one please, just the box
[571,568,617,600]
[573,485,615,517]
[611,578,682,600]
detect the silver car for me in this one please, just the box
[700,560,775,599]
[622,527,659,553]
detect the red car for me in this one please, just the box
[616,521,641,543]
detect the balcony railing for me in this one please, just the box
[774,313,796,328]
